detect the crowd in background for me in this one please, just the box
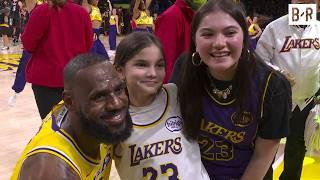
[0,0,30,50]
[0,0,292,51]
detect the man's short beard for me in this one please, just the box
[78,110,132,144]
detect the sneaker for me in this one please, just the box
[8,93,17,106]
[1,46,9,50]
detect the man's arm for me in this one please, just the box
[255,25,296,86]
[19,153,80,180]
[255,25,275,63]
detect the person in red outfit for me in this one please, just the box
[22,0,93,119]
[155,0,206,82]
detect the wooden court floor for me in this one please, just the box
[0,39,319,180]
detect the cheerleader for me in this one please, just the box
[247,16,262,49]
[107,0,119,50]
[86,0,109,58]
[132,0,154,32]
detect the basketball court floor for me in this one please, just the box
[0,37,319,179]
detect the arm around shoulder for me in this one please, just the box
[19,153,80,180]
[255,25,276,63]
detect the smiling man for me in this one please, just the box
[11,53,133,180]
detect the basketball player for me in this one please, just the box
[107,0,119,50]
[11,54,132,179]
[113,32,210,180]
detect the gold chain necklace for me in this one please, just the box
[207,70,233,100]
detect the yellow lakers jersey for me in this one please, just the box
[90,5,102,22]
[11,102,112,180]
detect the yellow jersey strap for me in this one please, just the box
[260,71,273,118]
[11,102,113,179]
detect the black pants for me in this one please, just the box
[279,101,314,180]
[32,84,63,119]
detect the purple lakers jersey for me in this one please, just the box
[199,71,273,179]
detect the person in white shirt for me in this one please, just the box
[256,0,320,179]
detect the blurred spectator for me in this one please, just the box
[10,0,22,45]
[0,0,11,50]
[107,0,120,50]
[22,0,93,119]
[155,0,206,82]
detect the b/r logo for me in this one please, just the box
[288,3,317,25]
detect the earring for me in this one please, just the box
[192,52,202,66]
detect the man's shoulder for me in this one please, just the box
[157,4,182,21]
[66,2,89,15]
[31,3,49,13]
[266,15,288,28]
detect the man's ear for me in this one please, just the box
[62,90,74,111]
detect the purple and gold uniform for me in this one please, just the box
[11,102,112,179]
[199,63,290,179]
[90,5,109,59]
[108,15,117,50]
